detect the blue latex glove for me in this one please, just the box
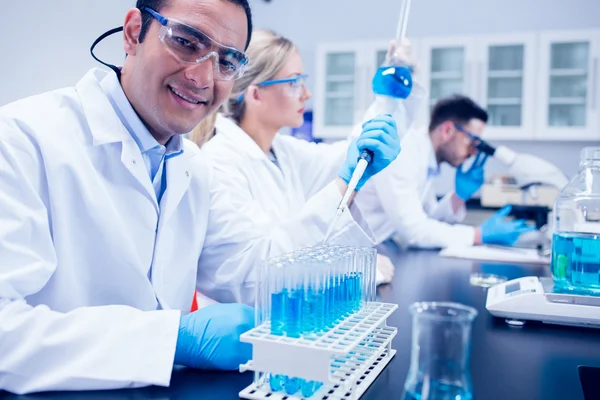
[455,152,488,201]
[174,303,254,370]
[338,115,400,190]
[480,205,536,246]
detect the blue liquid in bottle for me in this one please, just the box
[372,65,413,99]
[551,232,600,295]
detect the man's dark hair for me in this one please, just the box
[428,95,488,132]
[136,0,253,49]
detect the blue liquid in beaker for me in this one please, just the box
[551,232,600,295]
[372,65,413,99]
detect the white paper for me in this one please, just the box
[439,245,550,265]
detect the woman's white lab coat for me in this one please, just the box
[0,68,373,394]
[201,114,370,239]
[355,127,476,248]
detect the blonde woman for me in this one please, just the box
[195,30,395,287]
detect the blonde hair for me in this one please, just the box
[189,111,218,148]
[189,29,296,148]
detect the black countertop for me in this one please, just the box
[4,245,600,400]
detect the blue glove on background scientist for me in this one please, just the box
[176,115,400,370]
[456,149,534,246]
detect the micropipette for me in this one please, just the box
[323,149,374,244]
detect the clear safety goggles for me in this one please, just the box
[236,74,309,102]
[145,8,249,81]
[257,74,309,98]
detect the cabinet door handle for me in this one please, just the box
[591,57,598,110]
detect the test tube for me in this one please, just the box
[285,260,303,339]
[269,258,287,392]
[314,254,327,333]
[366,248,377,302]
[270,259,287,335]
[301,253,317,339]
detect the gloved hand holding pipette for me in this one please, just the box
[338,114,400,191]
[324,115,400,243]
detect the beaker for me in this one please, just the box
[403,302,477,400]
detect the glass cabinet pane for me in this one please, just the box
[488,105,521,126]
[431,48,464,73]
[489,45,523,71]
[376,50,387,67]
[549,105,586,127]
[431,79,463,100]
[324,52,356,126]
[488,77,523,99]
[326,53,355,76]
[551,42,589,70]
[487,45,524,127]
[548,42,589,127]
[429,47,464,107]
[325,98,354,126]
[326,80,354,95]
[549,76,588,98]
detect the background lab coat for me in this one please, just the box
[0,68,374,394]
[356,128,476,248]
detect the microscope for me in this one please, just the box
[476,141,569,251]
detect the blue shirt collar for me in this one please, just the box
[99,71,182,156]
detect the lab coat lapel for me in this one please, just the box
[77,69,158,211]
[120,141,160,212]
[216,114,288,193]
[160,151,192,224]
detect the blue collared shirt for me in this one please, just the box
[99,72,183,204]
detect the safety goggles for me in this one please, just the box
[145,8,249,81]
[237,74,309,102]
[454,123,483,150]
[258,74,308,98]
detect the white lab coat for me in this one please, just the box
[202,114,350,224]
[355,127,476,248]
[0,68,374,394]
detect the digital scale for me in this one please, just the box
[486,276,600,329]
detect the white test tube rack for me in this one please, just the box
[238,302,398,400]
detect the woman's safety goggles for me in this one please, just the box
[236,74,309,102]
[257,74,309,98]
[145,8,249,81]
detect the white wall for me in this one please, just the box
[1,1,133,107]
[2,0,598,194]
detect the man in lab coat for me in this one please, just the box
[0,0,401,395]
[356,95,534,249]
